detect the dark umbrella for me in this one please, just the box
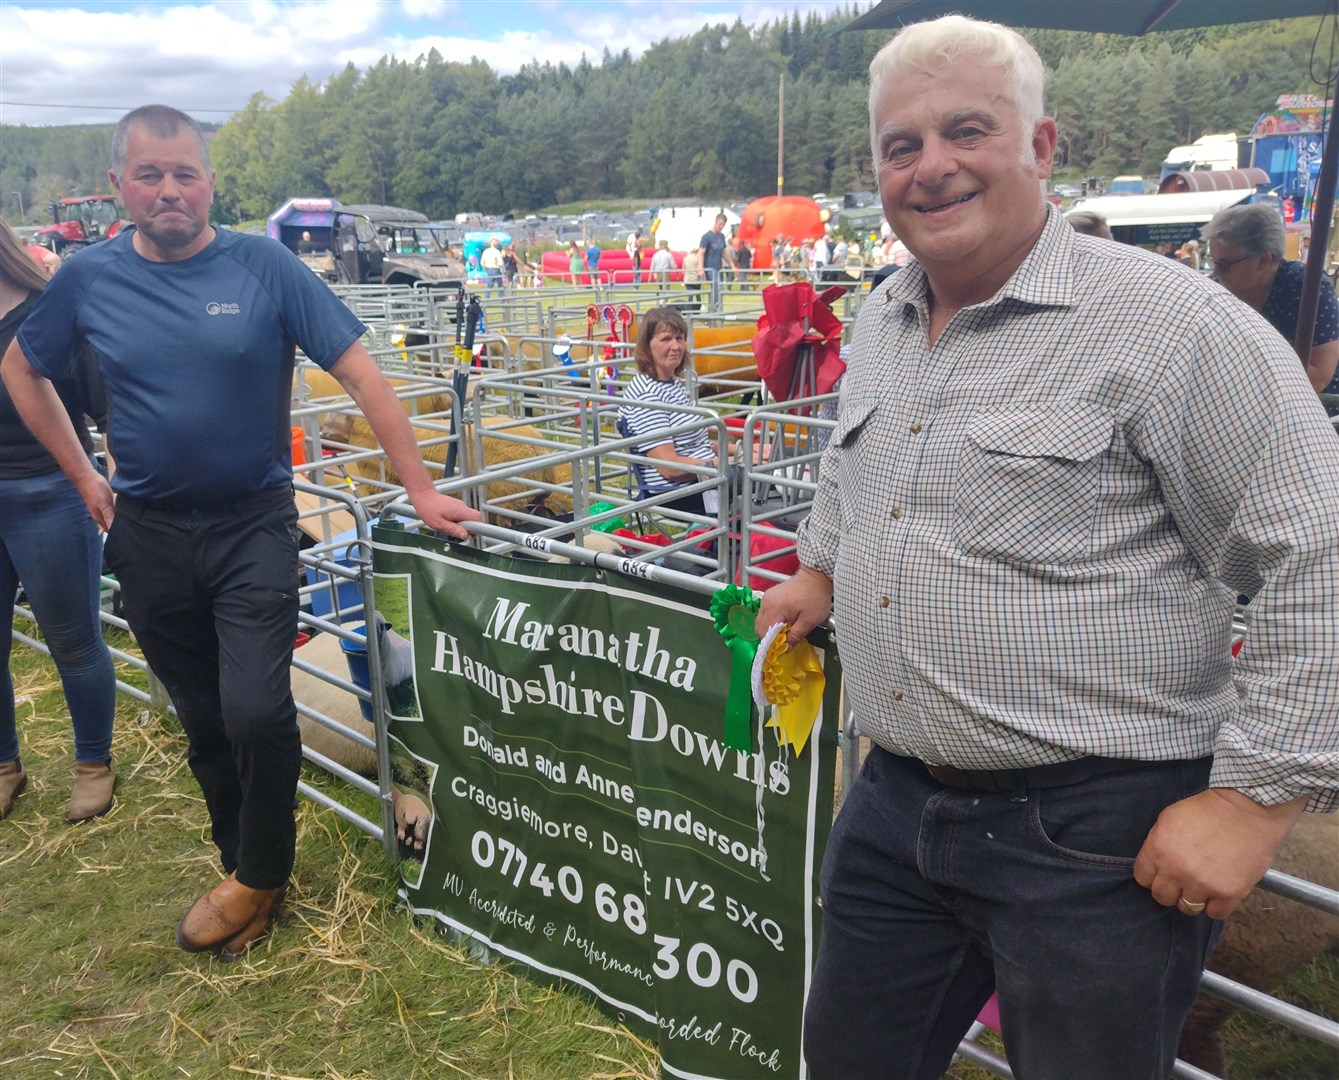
[840,1,1332,35]
[837,0,1339,361]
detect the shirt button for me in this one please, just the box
[892,688,905,701]
[879,595,890,607]
[910,423,923,434]
[890,507,903,520]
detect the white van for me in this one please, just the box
[1066,188,1269,248]
[1161,133,1240,176]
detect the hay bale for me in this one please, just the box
[295,368,456,420]
[461,417,575,519]
[323,407,575,521]
[317,410,453,498]
[692,324,758,386]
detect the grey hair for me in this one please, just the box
[111,105,211,176]
[1199,204,1285,262]
[1065,210,1113,241]
[868,15,1045,166]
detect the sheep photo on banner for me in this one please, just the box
[370,525,841,1079]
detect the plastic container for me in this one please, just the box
[304,525,364,622]
[339,624,374,723]
[291,427,307,467]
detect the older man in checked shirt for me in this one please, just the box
[757,15,1339,1080]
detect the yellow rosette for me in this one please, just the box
[751,621,824,756]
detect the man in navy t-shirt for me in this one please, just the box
[698,214,728,311]
[1,105,480,960]
[1202,203,1339,412]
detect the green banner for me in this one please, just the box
[371,526,840,1079]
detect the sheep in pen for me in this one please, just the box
[296,367,575,525]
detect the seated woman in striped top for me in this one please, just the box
[616,306,720,517]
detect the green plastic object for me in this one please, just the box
[589,502,626,533]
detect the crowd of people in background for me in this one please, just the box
[506,200,1337,401]
[516,212,915,296]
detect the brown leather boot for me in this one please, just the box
[219,884,288,961]
[0,759,27,820]
[68,759,115,823]
[176,872,286,957]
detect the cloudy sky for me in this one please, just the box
[1,0,851,127]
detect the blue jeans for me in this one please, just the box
[804,746,1221,1079]
[0,466,115,764]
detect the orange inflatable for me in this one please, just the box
[736,196,830,270]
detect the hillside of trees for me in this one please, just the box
[0,9,1319,227]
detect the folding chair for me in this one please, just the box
[615,414,675,537]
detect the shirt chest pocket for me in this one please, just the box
[953,406,1115,565]
[832,402,878,530]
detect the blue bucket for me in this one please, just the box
[339,625,374,723]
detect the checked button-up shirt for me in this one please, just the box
[798,207,1339,811]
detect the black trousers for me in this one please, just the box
[104,486,302,889]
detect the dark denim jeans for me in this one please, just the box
[103,486,301,890]
[804,746,1221,1080]
[0,465,115,764]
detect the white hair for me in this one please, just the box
[868,15,1046,166]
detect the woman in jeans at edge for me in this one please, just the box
[0,217,116,822]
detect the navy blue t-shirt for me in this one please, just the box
[700,229,727,271]
[19,228,364,504]
[1261,258,1339,400]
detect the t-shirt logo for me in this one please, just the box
[205,302,241,315]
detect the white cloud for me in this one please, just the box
[0,0,840,126]
[1,2,393,123]
[401,0,453,17]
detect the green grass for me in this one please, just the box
[1,627,656,1079]
[5,624,1335,1079]
[1219,955,1339,1078]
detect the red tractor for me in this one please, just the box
[34,194,130,254]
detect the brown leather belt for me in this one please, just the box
[919,756,1139,794]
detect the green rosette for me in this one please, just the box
[710,584,761,752]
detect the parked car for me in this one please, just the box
[267,198,465,288]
